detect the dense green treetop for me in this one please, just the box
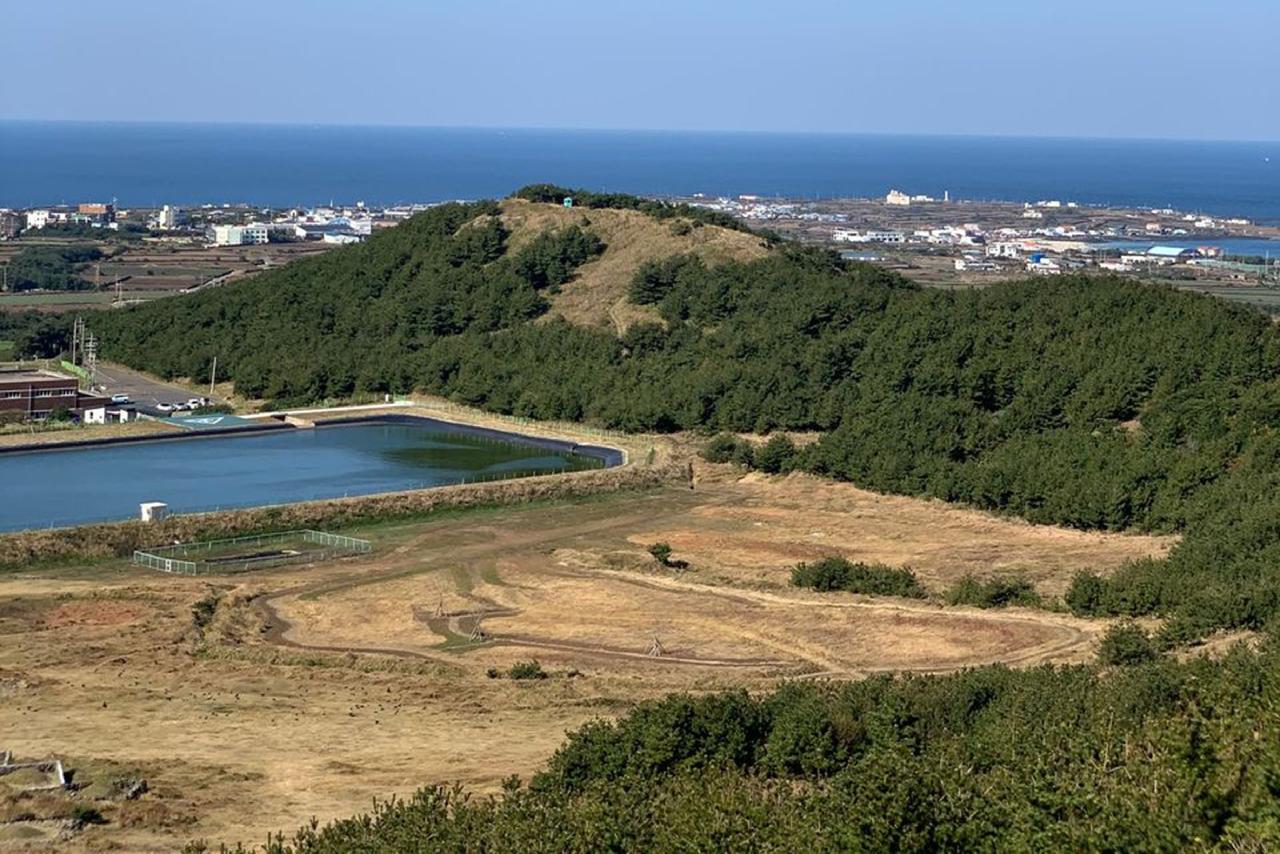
[5,244,102,292]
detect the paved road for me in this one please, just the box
[92,362,216,414]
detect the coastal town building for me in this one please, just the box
[0,211,22,240]
[1147,246,1200,262]
[885,189,911,206]
[209,224,269,246]
[0,368,109,422]
[833,229,906,244]
[155,205,180,230]
[76,203,115,224]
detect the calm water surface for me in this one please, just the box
[0,421,609,532]
[3,122,1278,222]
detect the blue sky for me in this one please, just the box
[6,0,1278,140]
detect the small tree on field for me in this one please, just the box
[754,435,797,474]
[1098,622,1158,665]
[508,660,548,680]
[649,542,673,567]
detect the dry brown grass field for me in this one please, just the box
[0,461,1173,851]
[0,419,181,449]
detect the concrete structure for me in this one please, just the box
[0,211,21,240]
[0,368,109,421]
[139,502,169,523]
[77,202,115,223]
[885,189,911,206]
[986,242,1023,259]
[155,205,179,230]
[209,224,269,246]
[294,222,361,241]
[322,232,365,245]
[834,229,906,244]
[1148,245,1199,262]
[24,209,49,230]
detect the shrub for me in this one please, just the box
[649,542,673,567]
[190,590,221,630]
[791,556,927,599]
[1098,622,1159,665]
[508,660,548,680]
[70,804,105,825]
[191,403,234,416]
[1066,570,1108,616]
[946,575,1041,608]
[700,433,756,468]
[754,435,797,474]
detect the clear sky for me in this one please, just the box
[6,0,1278,140]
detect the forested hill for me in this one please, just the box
[89,188,1280,848]
[96,188,1280,641]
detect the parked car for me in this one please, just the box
[110,393,131,404]
[155,402,177,413]
[187,397,210,409]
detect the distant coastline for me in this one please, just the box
[3,121,1279,223]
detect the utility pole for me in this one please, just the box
[209,356,217,397]
[84,332,97,388]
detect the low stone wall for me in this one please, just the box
[0,459,689,568]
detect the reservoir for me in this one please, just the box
[0,416,616,533]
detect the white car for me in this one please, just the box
[187,397,209,409]
[110,393,131,404]
[155,402,177,413]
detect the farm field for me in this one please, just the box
[0,240,334,313]
[0,465,1173,850]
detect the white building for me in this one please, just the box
[885,189,911,206]
[1027,257,1061,275]
[322,232,365,245]
[834,229,905,244]
[986,242,1023,259]
[209,224,270,246]
[24,209,49,230]
[327,215,372,236]
[1147,245,1199,263]
[156,205,179,230]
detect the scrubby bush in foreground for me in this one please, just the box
[247,639,1280,852]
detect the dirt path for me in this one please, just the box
[255,486,1099,676]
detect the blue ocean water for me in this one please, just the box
[1101,238,1280,257]
[2,121,1278,222]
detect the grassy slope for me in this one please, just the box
[498,198,769,333]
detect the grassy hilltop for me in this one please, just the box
[80,186,1280,849]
